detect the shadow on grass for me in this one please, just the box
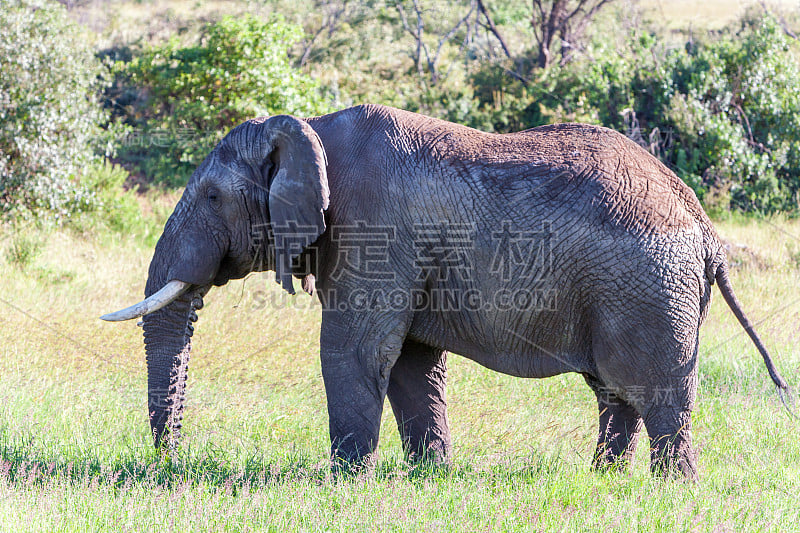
[0,431,330,492]
[0,430,574,491]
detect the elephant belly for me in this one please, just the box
[407,303,592,378]
[402,206,595,378]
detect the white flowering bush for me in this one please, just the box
[0,0,111,222]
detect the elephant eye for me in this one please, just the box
[207,187,221,207]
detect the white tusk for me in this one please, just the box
[100,280,191,322]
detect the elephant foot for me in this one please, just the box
[330,443,379,478]
[645,409,698,482]
[404,437,452,468]
[592,451,634,475]
[330,459,377,478]
[649,435,698,482]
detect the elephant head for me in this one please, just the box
[102,115,328,448]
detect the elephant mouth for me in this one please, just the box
[212,255,252,286]
[101,254,248,321]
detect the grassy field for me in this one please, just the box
[640,0,799,29]
[1,215,799,531]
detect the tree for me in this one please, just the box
[118,15,333,187]
[393,0,478,85]
[531,0,616,68]
[298,0,359,67]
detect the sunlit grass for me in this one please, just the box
[639,0,798,30]
[1,216,800,531]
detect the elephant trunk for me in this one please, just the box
[140,234,205,449]
[120,198,220,449]
[141,292,201,448]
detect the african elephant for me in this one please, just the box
[102,104,790,480]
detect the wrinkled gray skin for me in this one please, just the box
[131,104,789,480]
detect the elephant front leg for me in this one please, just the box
[387,340,451,465]
[319,310,407,470]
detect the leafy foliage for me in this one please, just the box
[116,15,335,187]
[4,233,43,270]
[463,14,800,212]
[582,15,800,212]
[79,161,144,235]
[0,0,111,222]
[3,0,800,222]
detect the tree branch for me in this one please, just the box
[476,0,513,60]
[299,24,327,67]
[433,0,476,70]
[758,0,798,40]
[395,0,426,77]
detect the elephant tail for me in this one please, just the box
[714,261,796,415]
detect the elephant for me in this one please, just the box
[102,104,791,480]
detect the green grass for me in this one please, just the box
[1,216,800,531]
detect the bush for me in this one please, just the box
[464,14,800,212]
[0,0,111,222]
[116,14,334,187]
[561,15,800,212]
[5,234,43,270]
[80,161,143,235]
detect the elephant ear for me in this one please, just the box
[262,116,329,295]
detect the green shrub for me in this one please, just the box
[5,234,43,270]
[0,0,111,222]
[466,14,800,213]
[80,161,142,234]
[630,16,800,212]
[117,14,334,187]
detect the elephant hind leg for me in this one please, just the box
[584,375,643,471]
[642,404,698,481]
[387,340,451,465]
[588,298,701,481]
[631,339,700,481]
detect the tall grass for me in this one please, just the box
[1,216,799,531]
